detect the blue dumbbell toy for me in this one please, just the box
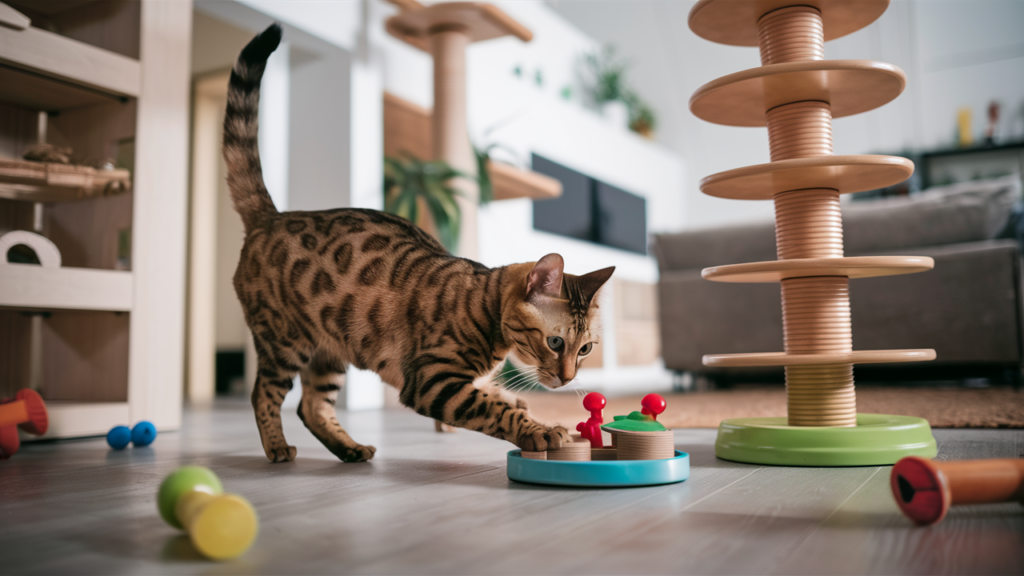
[107,421,157,449]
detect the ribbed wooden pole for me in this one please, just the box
[430,28,478,260]
[759,5,857,427]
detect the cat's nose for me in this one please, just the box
[559,367,575,383]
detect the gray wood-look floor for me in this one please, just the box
[2,399,1022,575]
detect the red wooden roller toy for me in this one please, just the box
[891,456,1024,526]
[0,389,49,460]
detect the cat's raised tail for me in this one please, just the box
[223,23,283,233]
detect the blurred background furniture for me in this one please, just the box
[0,0,190,437]
[654,176,1024,387]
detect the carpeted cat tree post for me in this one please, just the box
[688,0,939,466]
[386,2,532,259]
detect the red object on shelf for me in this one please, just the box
[0,389,49,460]
[640,393,667,421]
[576,392,607,448]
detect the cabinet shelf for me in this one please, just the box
[383,91,562,201]
[0,23,139,110]
[0,158,131,202]
[25,401,130,439]
[0,264,132,312]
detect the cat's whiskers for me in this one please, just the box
[501,369,538,390]
[506,375,540,394]
[511,375,543,394]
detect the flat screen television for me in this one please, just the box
[530,154,595,243]
[531,154,647,254]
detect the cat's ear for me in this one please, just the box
[526,253,564,301]
[578,266,615,306]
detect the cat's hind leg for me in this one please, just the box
[251,351,299,463]
[298,355,376,462]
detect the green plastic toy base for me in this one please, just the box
[715,413,937,467]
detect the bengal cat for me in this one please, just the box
[225,24,614,463]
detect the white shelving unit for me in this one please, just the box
[0,264,132,311]
[0,0,191,439]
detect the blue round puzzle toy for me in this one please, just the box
[507,450,689,487]
[131,421,157,447]
[106,425,131,450]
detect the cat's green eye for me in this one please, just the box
[547,336,564,352]
[579,342,593,356]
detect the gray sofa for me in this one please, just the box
[653,176,1024,385]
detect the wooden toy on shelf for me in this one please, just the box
[0,389,48,460]
[158,466,258,561]
[689,0,938,466]
[506,393,688,487]
[891,456,1024,526]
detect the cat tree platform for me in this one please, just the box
[386,2,532,259]
[689,0,938,466]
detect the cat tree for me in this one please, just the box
[688,0,938,466]
[386,2,531,259]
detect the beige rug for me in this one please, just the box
[520,387,1024,429]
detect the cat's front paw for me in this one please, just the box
[516,426,571,452]
[340,444,376,463]
[266,445,297,463]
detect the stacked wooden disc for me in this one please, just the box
[614,430,675,460]
[545,437,592,461]
[590,447,618,461]
[689,0,936,427]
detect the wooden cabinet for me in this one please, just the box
[0,0,190,438]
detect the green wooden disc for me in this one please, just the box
[158,466,223,529]
[715,413,937,466]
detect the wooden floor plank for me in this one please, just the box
[1,401,1021,575]
[774,430,1024,576]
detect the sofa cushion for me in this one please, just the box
[657,239,1022,372]
[654,175,1021,271]
[843,175,1020,255]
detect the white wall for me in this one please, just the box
[377,1,686,279]
[196,0,389,409]
[196,1,686,396]
[548,0,1024,230]
[377,1,684,391]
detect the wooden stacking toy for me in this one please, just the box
[506,393,688,487]
[689,0,938,466]
[158,466,258,561]
[0,389,48,460]
[545,436,593,461]
[602,394,674,461]
[891,456,1024,526]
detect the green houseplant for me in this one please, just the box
[383,154,464,252]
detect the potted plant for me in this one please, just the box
[624,91,657,139]
[583,45,630,128]
[383,154,464,252]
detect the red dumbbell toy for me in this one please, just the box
[0,389,49,460]
[891,456,1024,525]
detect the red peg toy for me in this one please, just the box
[576,392,606,448]
[0,389,49,460]
[641,393,666,421]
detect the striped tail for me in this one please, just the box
[223,23,282,233]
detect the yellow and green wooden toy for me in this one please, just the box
[158,465,258,561]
